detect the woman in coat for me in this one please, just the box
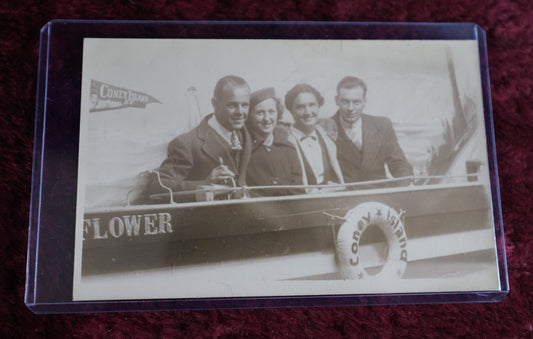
[245,87,304,196]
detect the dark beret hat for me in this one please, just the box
[250,87,276,110]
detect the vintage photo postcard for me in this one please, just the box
[73,38,501,301]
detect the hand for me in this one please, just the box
[206,165,235,184]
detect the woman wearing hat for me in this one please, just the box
[245,87,304,196]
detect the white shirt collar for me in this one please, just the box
[208,114,233,145]
[290,125,318,141]
[262,133,274,148]
[339,115,362,131]
[290,125,324,184]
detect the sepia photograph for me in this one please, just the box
[73,38,501,301]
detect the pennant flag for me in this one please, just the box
[89,80,161,112]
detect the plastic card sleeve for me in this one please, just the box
[25,20,508,313]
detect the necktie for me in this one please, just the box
[230,130,242,150]
[347,126,361,150]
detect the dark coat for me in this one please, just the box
[156,114,252,192]
[246,127,304,196]
[323,113,413,183]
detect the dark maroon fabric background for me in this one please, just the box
[1,0,532,337]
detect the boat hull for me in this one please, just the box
[82,182,496,278]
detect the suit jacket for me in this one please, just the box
[322,113,413,183]
[156,114,252,192]
[287,124,345,187]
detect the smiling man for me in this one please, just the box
[154,75,253,196]
[285,84,344,186]
[330,76,413,184]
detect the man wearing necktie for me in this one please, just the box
[153,75,252,198]
[284,84,344,188]
[327,76,413,184]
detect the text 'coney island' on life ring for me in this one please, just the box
[336,202,408,280]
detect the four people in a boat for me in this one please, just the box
[151,75,412,201]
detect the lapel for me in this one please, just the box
[197,114,237,171]
[237,126,252,186]
[287,125,309,187]
[361,114,381,170]
[197,114,252,185]
[316,125,344,184]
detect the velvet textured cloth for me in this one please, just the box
[2,1,532,337]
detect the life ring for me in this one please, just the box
[336,202,408,279]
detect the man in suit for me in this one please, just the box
[153,75,252,199]
[284,83,344,187]
[328,76,413,184]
